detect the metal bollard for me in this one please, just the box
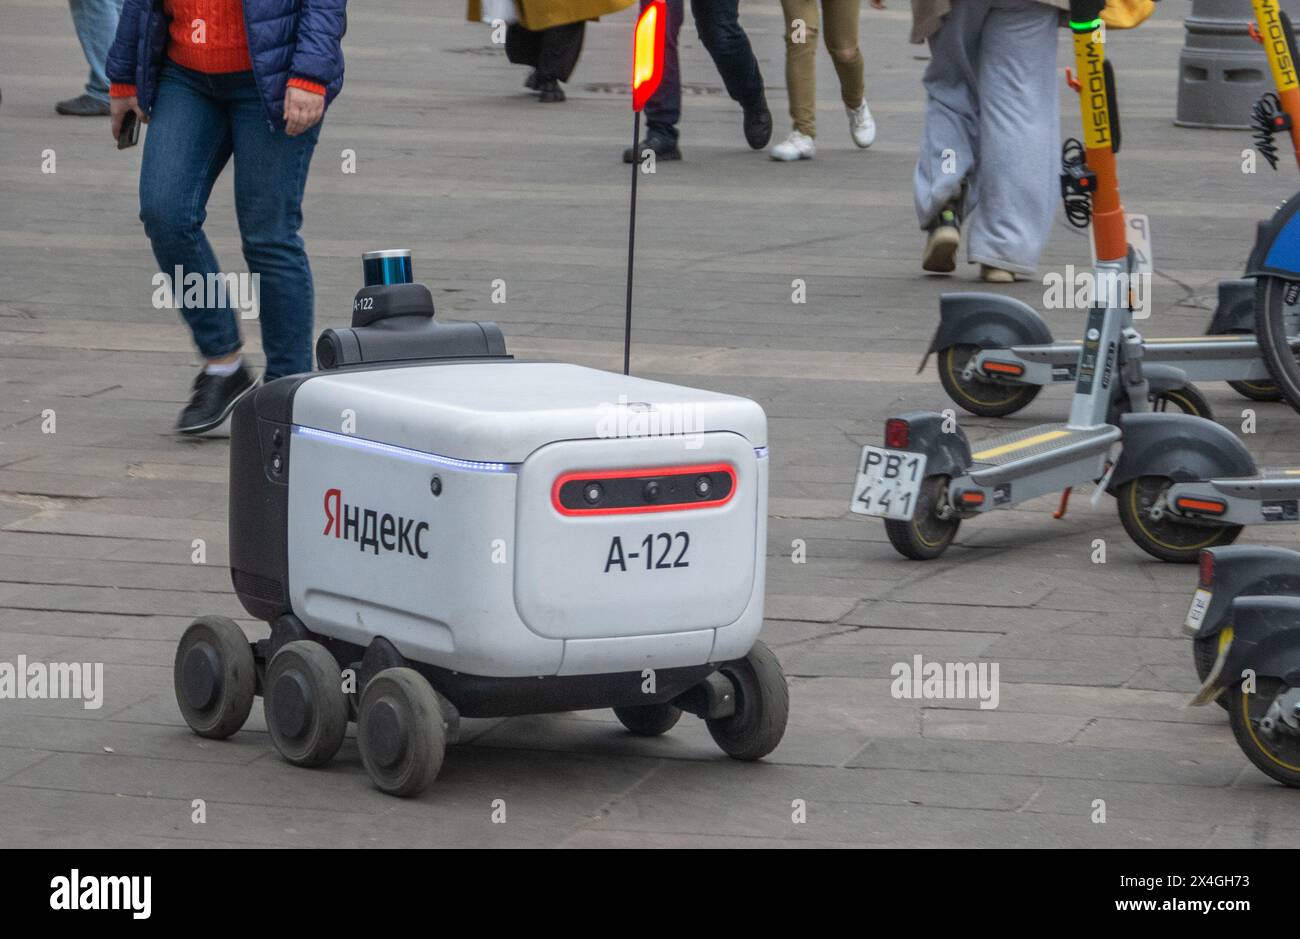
[1176,0,1300,128]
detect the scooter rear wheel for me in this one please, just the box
[174,615,256,740]
[938,344,1041,418]
[1209,326,1282,401]
[357,667,445,797]
[1254,274,1300,415]
[1116,476,1242,564]
[1228,677,1300,787]
[884,475,960,560]
[1192,634,1231,712]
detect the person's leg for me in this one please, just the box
[690,0,765,112]
[138,65,240,364]
[780,0,819,137]
[537,21,585,82]
[64,0,124,108]
[643,0,684,144]
[504,23,542,69]
[823,0,864,109]
[228,74,321,381]
[967,0,1060,274]
[913,0,985,231]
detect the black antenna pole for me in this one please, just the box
[623,109,641,376]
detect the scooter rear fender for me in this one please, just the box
[921,293,1054,372]
[1193,546,1300,643]
[887,411,972,480]
[1108,413,1258,494]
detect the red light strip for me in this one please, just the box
[551,463,737,516]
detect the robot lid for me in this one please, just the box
[288,361,768,464]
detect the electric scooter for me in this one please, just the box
[851,1,1219,561]
[1182,545,1300,708]
[926,0,1300,418]
[1189,591,1300,787]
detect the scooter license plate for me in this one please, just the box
[850,446,926,521]
[1184,587,1212,632]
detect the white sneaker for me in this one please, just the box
[847,100,876,149]
[769,130,816,161]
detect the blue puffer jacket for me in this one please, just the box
[106,0,346,128]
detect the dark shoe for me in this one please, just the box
[176,365,257,435]
[622,135,682,163]
[56,94,110,116]
[524,69,540,91]
[922,203,961,274]
[743,100,773,150]
[538,79,566,103]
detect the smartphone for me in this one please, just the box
[117,109,139,150]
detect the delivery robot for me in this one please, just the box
[173,259,788,797]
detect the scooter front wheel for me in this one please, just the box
[1228,677,1300,787]
[1116,476,1242,563]
[938,344,1041,418]
[884,475,960,560]
[1254,274,1300,415]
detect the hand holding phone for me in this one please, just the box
[117,109,139,150]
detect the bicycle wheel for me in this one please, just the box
[1253,274,1300,414]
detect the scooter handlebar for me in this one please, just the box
[1068,0,1105,26]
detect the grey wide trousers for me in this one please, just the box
[913,0,1061,274]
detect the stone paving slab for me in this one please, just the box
[1,0,1298,848]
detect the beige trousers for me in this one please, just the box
[779,0,865,137]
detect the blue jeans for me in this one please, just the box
[139,63,321,380]
[642,0,766,144]
[68,0,124,103]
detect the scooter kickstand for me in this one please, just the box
[1053,487,1073,520]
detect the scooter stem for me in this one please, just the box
[1068,0,1126,263]
[1252,0,1300,172]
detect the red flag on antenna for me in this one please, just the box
[632,1,666,112]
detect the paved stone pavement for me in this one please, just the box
[1,0,1298,848]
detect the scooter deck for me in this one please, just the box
[966,422,1119,487]
[970,423,1116,467]
[1203,470,1300,499]
[1004,335,1289,384]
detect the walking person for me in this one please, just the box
[471,1,634,103]
[106,0,346,434]
[622,0,772,162]
[770,0,879,162]
[913,0,1066,282]
[506,20,587,103]
[59,0,126,115]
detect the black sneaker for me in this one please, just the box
[176,365,257,435]
[524,69,540,91]
[538,79,566,103]
[622,135,682,164]
[743,99,773,150]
